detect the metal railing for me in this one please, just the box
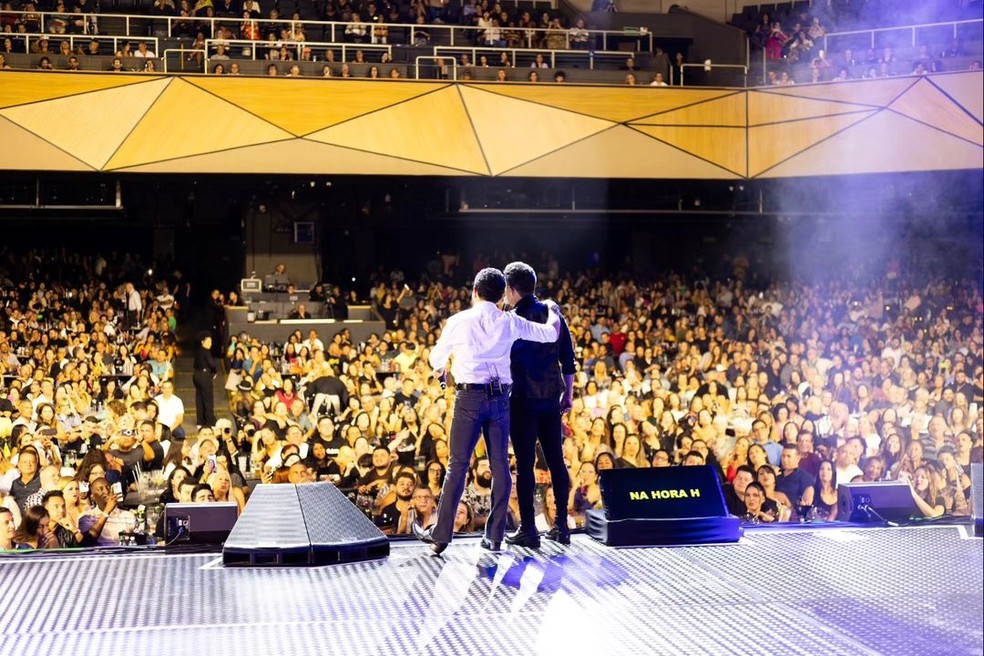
[0,8,654,53]
[162,47,205,73]
[432,45,631,70]
[7,32,159,56]
[414,55,458,81]
[204,38,393,63]
[822,18,983,51]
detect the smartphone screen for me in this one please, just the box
[111,481,124,502]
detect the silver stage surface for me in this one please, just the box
[1,525,981,656]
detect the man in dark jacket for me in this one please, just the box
[503,261,576,547]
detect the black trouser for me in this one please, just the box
[193,370,215,426]
[510,396,569,530]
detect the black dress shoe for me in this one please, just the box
[480,537,502,552]
[412,522,448,555]
[544,526,571,545]
[505,526,541,548]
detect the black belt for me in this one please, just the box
[455,382,511,394]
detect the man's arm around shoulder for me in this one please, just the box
[511,303,561,343]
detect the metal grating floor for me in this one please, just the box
[1,525,981,656]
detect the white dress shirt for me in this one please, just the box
[429,301,558,385]
[154,393,185,429]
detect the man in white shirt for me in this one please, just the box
[78,477,137,546]
[153,380,185,439]
[413,268,561,555]
[303,329,325,354]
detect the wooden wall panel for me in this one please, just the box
[633,92,746,127]
[748,112,875,177]
[764,77,918,108]
[930,73,984,122]
[889,78,983,145]
[186,78,446,136]
[105,78,292,170]
[748,90,872,125]
[634,125,747,176]
[0,70,979,179]
[507,125,739,178]
[0,77,170,169]
[761,111,983,178]
[460,85,613,175]
[307,86,488,175]
[0,115,93,170]
[480,85,737,123]
[117,138,476,175]
[0,71,156,109]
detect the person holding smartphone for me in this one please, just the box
[78,477,137,546]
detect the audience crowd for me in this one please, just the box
[0,249,190,547]
[1,242,981,550]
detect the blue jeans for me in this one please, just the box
[431,389,511,544]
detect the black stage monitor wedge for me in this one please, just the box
[163,502,238,545]
[586,466,742,546]
[222,482,390,566]
[837,480,918,524]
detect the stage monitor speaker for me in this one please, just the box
[586,466,741,547]
[837,480,917,524]
[164,502,238,545]
[222,482,389,566]
[970,463,983,538]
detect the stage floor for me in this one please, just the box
[1,525,981,656]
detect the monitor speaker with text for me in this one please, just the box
[585,466,742,546]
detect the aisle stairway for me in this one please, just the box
[171,327,228,434]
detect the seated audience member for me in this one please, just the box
[906,465,944,518]
[13,505,57,549]
[79,477,137,546]
[740,482,776,523]
[43,490,81,547]
[807,460,838,521]
[0,507,16,550]
[724,465,756,517]
[375,471,416,535]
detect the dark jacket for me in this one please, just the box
[509,295,576,400]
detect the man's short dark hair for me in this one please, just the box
[192,483,213,497]
[395,471,417,486]
[504,261,536,297]
[41,490,64,505]
[735,464,757,478]
[472,268,506,303]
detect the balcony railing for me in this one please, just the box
[0,9,653,53]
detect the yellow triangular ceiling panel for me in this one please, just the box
[506,125,739,178]
[104,78,293,170]
[307,85,488,175]
[1,77,170,169]
[763,76,917,108]
[759,110,983,178]
[888,78,983,145]
[0,71,159,109]
[929,72,983,122]
[748,111,876,177]
[117,138,480,176]
[459,85,613,175]
[185,77,447,136]
[631,92,746,126]
[473,84,737,123]
[748,89,874,125]
[0,115,94,171]
[632,125,746,176]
